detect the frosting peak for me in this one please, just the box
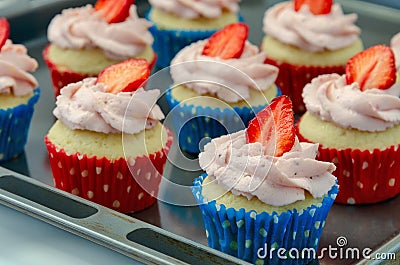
[303,73,400,132]
[0,40,38,96]
[47,5,153,60]
[171,40,278,102]
[263,2,360,52]
[148,0,240,19]
[199,130,336,206]
[54,78,164,134]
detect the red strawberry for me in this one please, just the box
[95,0,134,23]
[96,58,150,94]
[246,96,295,157]
[202,22,249,60]
[346,45,396,91]
[0,18,10,50]
[294,0,333,15]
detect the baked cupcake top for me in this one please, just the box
[263,0,360,52]
[54,59,164,134]
[303,45,400,132]
[199,96,337,206]
[171,23,278,103]
[0,19,38,96]
[47,3,153,61]
[148,0,240,19]
[391,32,400,71]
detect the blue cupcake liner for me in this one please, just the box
[164,88,281,154]
[146,9,243,69]
[191,174,338,265]
[0,88,40,161]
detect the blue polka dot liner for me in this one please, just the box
[0,88,40,161]
[191,174,339,265]
[165,88,281,154]
[145,9,243,69]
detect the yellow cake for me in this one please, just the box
[47,45,155,76]
[201,177,326,214]
[0,92,34,110]
[262,36,363,67]
[170,84,278,109]
[148,8,238,30]
[298,111,400,151]
[47,120,169,161]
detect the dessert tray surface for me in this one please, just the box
[0,0,399,264]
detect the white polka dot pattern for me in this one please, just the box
[313,143,400,205]
[347,198,355,204]
[44,129,173,213]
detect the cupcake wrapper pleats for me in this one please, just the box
[192,174,338,265]
[146,9,243,69]
[44,130,173,213]
[0,88,40,161]
[165,89,280,154]
[265,58,345,114]
[297,128,400,204]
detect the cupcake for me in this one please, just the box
[297,45,400,204]
[43,0,156,96]
[0,18,40,161]
[45,59,172,213]
[166,22,280,153]
[192,96,338,264]
[146,0,242,68]
[262,0,363,113]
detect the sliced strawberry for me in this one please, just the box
[202,22,248,60]
[95,0,134,23]
[346,45,396,91]
[294,0,332,15]
[0,18,10,50]
[246,96,295,157]
[96,58,150,93]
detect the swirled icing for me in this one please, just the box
[54,78,164,134]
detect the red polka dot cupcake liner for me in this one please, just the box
[44,130,173,213]
[264,58,345,114]
[297,131,400,205]
[42,45,157,97]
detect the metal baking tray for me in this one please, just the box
[0,0,399,264]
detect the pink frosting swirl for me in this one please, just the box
[47,5,153,60]
[303,74,400,132]
[148,0,240,19]
[170,40,278,102]
[199,130,336,206]
[263,2,360,52]
[54,78,164,134]
[391,32,400,71]
[0,40,38,96]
